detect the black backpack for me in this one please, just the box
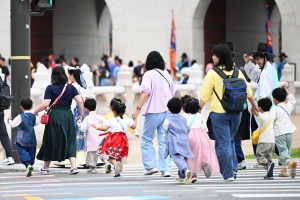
[213,67,247,113]
[0,77,14,110]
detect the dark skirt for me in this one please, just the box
[37,105,76,162]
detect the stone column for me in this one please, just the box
[116,65,133,115]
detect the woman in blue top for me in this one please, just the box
[34,67,84,175]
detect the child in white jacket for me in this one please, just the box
[271,84,297,178]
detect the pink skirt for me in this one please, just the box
[186,127,220,176]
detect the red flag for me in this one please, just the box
[169,10,176,76]
[265,4,273,53]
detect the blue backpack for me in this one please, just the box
[213,67,247,113]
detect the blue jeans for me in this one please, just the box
[210,112,241,179]
[100,78,111,86]
[235,140,245,163]
[141,112,170,173]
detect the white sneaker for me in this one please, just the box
[253,163,265,169]
[161,171,171,177]
[69,167,79,175]
[87,167,97,174]
[175,175,184,183]
[223,177,235,181]
[114,162,121,175]
[39,166,50,175]
[0,157,15,165]
[238,160,247,170]
[144,168,158,175]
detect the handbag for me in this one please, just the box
[252,117,272,145]
[41,84,67,125]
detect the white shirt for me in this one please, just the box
[255,112,275,143]
[182,113,207,131]
[244,61,273,99]
[8,111,40,128]
[71,82,88,111]
[270,94,297,137]
[105,117,134,135]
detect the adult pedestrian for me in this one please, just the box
[223,41,250,170]
[0,108,14,165]
[112,58,122,85]
[277,52,289,81]
[243,42,280,157]
[200,44,257,181]
[0,57,11,83]
[34,67,83,175]
[132,51,175,177]
[95,60,111,86]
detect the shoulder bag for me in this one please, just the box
[41,84,67,124]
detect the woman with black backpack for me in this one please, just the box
[199,44,257,181]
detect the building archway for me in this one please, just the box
[192,0,300,73]
[98,4,112,57]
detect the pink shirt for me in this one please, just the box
[79,111,107,151]
[141,69,175,116]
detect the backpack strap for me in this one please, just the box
[232,67,239,78]
[212,67,228,79]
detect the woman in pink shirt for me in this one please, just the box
[132,51,175,177]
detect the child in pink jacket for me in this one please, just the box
[78,98,107,174]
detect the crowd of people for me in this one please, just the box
[0,42,297,185]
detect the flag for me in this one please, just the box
[169,10,176,76]
[265,4,273,53]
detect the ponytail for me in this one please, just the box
[112,102,126,118]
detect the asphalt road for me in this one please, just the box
[0,162,300,200]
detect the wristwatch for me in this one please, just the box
[136,106,141,110]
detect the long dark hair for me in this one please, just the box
[51,66,68,84]
[103,60,110,72]
[145,51,165,71]
[68,67,83,87]
[212,44,234,71]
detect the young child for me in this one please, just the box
[90,102,137,178]
[163,97,194,185]
[253,98,276,179]
[181,95,220,183]
[8,98,39,177]
[105,98,139,137]
[271,84,297,178]
[78,98,107,174]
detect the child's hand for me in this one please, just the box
[7,116,12,120]
[252,109,259,116]
[282,83,288,89]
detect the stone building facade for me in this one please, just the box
[0,0,299,80]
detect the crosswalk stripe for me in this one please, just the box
[232,194,300,198]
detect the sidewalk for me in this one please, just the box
[1,115,300,171]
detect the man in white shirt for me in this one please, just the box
[243,42,280,158]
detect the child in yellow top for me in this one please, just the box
[105,98,139,137]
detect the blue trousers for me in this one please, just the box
[16,143,36,168]
[171,153,188,178]
[235,140,245,163]
[210,112,241,179]
[141,112,170,173]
